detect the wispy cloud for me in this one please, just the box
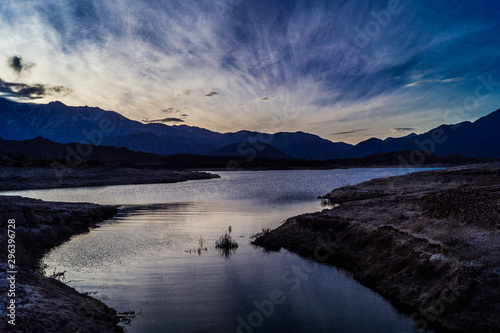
[404,77,465,88]
[331,128,368,136]
[0,0,498,141]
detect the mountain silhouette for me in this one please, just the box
[0,98,499,160]
[211,141,290,159]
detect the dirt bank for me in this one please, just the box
[0,262,124,333]
[253,164,500,332]
[0,165,219,191]
[0,196,124,332]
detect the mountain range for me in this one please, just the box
[0,97,499,160]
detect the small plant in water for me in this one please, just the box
[197,236,208,255]
[215,226,238,257]
[215,226,238,249]
[186,236,208,255]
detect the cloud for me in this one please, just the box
[0,78,71,99]
[174,89,191,97]
[143,117,185,123]
[331,128,368,135]
[8,55,35,74]
[392,127,415,133]
[160,107,188,120]
[256,96,275,102]
[404,78,465,88]
[0,0,498,139]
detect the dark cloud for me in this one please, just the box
[392,128,415,135]
[8,56,35,74]
[0,78,71,99]
[393,127,415,131]
[204,91,218,97]
[331,128,368,135]
[160,107,188,119]
[144,117,185,123]
[51,86,70,93]
[256,96,270,102]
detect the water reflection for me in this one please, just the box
[27,169,437,333]
[217,246,238,258]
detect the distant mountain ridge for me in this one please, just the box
[0,97,499,160]
[211,141,291,159]
[0,136,160,164]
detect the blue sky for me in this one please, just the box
[0,0,499,143]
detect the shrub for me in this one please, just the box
[215,226,238,250]
[250,227,272,240]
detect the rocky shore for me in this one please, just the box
[253,164,500,332]
[0,165,219,191]
[0,196,124,332]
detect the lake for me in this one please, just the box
[5,168,435,332]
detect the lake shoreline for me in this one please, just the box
[0,165,219,191]
[0,196,124,332]
[252,164,500,332]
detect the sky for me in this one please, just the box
[0,0,499,143]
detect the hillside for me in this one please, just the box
[0,98,349,159]
[1,98,499,160]
[210,141,290,159]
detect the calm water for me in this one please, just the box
[4,169,435,333]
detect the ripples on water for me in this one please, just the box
[4,169,435,332]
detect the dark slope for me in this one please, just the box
[211,141,290,159]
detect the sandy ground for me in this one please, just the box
[253,164,500,332]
